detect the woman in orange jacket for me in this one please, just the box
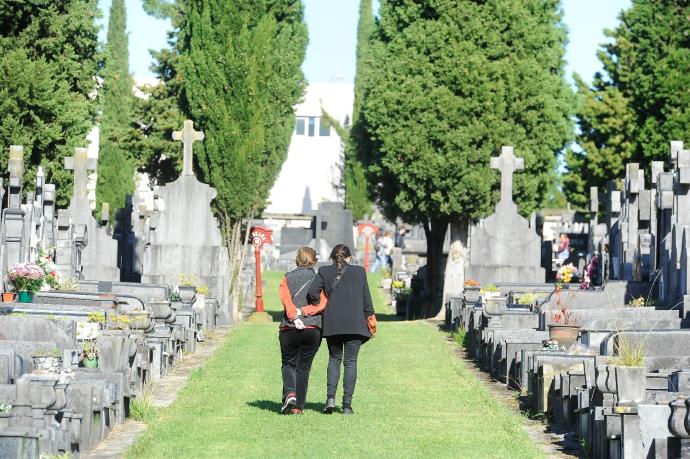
[278,246,327,414]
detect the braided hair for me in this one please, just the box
[329,244,352,278]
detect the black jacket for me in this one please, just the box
[308,263,375,338]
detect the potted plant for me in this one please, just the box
[31,347,63,375]
[612,335,646,406]
[463,279,482,304]
[5,262,46,303]
[547,287,580,348]
[125,308,153,331]
[556,263,579,285]
[480,284,506,316]
[80,340,98,368]
[177,273,198,303]
[36,249,60,290]
[109,313,131,331]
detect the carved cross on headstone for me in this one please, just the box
[65,147,97,202]
[490,146,524,207]
[172,120,205,176]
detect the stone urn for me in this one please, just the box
[669,398,690,438]
[463,286,481,304]
[548,324,580,348]
[149,300,174,321]
[31,355,63,375]
[595,365,612,394]
[178,286,197,304]
[614,365,646,406]
[126,311,153,331]
[482,293,506,317]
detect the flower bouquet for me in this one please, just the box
[36,250,60,290]
[556,263,579,285]
[6,263,46,302]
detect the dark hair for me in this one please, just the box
[329,244,351,277]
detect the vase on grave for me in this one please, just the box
[548,324,580,348]
[2,292,15,303]
[178,286,197,304]
[149,300,175,321]
[126,311,153,331]
[614,365,646,407]
[17,291,33,303]
[483,294,506,316]
[31,355,62,375]
[82,357,98,368]
[463,286,481,304]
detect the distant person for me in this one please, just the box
[557,233,570,261]
[278,247,327,415]
[380,230,394,268]
[308,244,377,415]
[371,229,386,273]
[395,227,407,249]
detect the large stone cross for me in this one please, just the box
[173,120,205,176]
[65,147,97,202]
[490,146,524,206]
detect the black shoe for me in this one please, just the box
[281,392,297,414]
[342,405,354,415]
[323,397,336,414]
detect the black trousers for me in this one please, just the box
[279,328,321,408]
[325,334,364,406]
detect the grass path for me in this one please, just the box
[127,271,542,458]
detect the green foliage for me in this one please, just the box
[178,0,308,225]
[613,336,645,367]
[97,0,135,216]
[360,0,573,224]
[0,0,100,207]
[566,1,690,205]
[130,394,155,421]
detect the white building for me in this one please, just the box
[265,82,354,215]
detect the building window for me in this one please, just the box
[295,117,305,135]
[308,117,316,136]
[319,118,331,136]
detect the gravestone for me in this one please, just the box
[141,120,231,322]
[467,146,544,283]
[2,146,27,272]
[65,147,119,281]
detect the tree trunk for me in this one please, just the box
[422,216,449,318]
[436,218,469,320]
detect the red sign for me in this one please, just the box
[357,223,379,238]
[250,226,273,248]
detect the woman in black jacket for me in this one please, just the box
[308,244,377,415]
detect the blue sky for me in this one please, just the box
[98,0,630,85]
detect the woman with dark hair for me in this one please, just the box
[278,247,327,415]
[308,244,377,415]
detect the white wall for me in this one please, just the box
[266,82,354,214]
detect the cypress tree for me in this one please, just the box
[358,0,573,314]
[565,1,690,206]
[178,0,308,240]
[0,0,100,206]
[97,0,135,215]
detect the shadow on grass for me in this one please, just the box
[247,399,325,414]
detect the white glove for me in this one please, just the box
[293,318,305,330]
[296,308,303,317]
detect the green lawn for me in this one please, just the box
[127,271,542,458]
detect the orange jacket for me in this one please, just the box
[279,276,327,321]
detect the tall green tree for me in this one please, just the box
[359,0,573,315]
[0,0,100,206]
[97,0,135,215]
[565,1,690,206]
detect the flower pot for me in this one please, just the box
[1,292,15,303]
[149,300,174,320]
[614,366,646,406]
[548,324,580,348]
[178,286,197,304]
[464,286,481,304]
[126,312,153,331]
[483,296,507,317]
[17,291,33,303]
[82,357,98,368]
[31,355,62,375]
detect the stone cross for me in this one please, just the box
[65,147,97,202]
[490,146,524,206]
[172,120,204,176]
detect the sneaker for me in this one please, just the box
[322,397,336,414]
[281,392,297,414]
[290,407,303,415]
[342,405,354,415]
